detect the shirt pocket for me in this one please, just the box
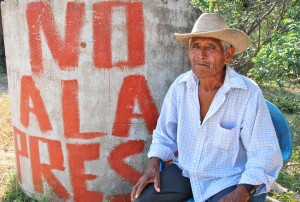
[212,123,240,151]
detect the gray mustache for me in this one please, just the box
[193,61,212,68]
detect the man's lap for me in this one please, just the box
[133,163,265,202]
[133,163,193,202]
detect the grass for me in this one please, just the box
[1,172,38,202]
[0,83,299,201]
[271,191,300,202]
[0,93,15,201]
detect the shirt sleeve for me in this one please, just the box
[147,81,178,161]
[239,89,283,194]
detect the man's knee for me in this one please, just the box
[133,182,192,202]
[133,164,192,202]
[133,196,144,202]
[133,183,156,202]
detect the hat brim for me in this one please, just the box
[174,28,250,55]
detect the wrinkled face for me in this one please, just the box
[188,37,234,79]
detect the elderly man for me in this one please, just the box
[131,13,282,202]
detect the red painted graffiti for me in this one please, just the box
[112,75,159,137]
[26,2,85,73]
[13,127,28,183]
[108,140,144,185]
[26,1,145,72]
[93,2,145,68]
[67,143,103,201]
[18,1,159,201]
[29,136,69,199]
[61,80,107,139]
[20,76,52,132]
[13,127,150,202]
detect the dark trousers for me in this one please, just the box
[134,164,193,202]
[134,164,266,202]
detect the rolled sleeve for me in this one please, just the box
[240,90,283,193]
[147,142,176,161]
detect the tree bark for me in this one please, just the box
[246,0,279,36]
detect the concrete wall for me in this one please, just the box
[1,0,199,201]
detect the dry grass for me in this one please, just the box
[0,93,15,198]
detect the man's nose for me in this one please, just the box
[195,48,207,59]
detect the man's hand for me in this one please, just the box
[218,185,250,202]
[130,157,161,201]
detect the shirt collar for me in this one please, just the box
[223,65,248,91]
[178,70,198,89]
[178,65,247,91]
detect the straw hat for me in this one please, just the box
[174,13,250,54]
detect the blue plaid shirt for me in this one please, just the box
[148,66,283,202]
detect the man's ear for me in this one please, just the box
[224,47,235,64]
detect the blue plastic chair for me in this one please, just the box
[265,100,292,165]
[161,100,293,202]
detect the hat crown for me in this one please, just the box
[174,13,250,54]
[192,13,229,33]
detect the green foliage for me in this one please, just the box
[270,93,300,113]
[188,0,261,30]
[271,190,300,202]
[188,0,300,86]
[262,84,300,143]
[277,168,300,195]
[1,173,38,202]
[262,85,300,176]
[1,172,53,202]
[290,145,300,166]
[249,2,300,87]
[276,124,300,194]
[285,112,300,151]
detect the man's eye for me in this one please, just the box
[207,45,216,50]
[192,45,200,50]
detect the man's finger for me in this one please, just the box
[135,181,148,199]
[153,174,161,192]
[131,184,137,201]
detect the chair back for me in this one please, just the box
[266,100,293,165]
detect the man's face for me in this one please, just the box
[188,37,234,79]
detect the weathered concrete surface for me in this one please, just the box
[1,0,199,201]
